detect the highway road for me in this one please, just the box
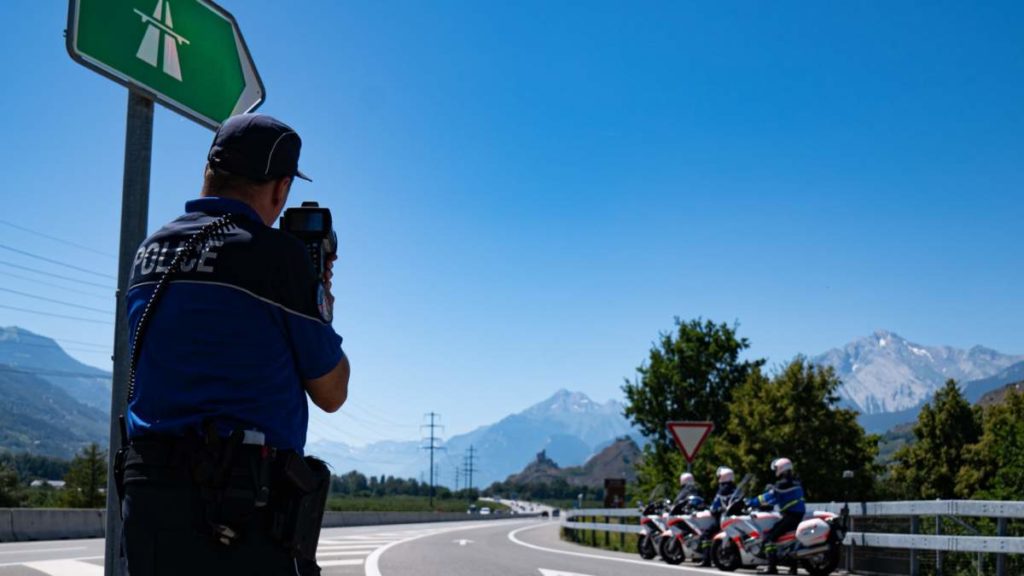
[0,519,767,576]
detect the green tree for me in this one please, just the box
[0,463,19,507]
[61,443,107,508]
[716,358,879,502]
[622,318,762,494]
[889,380,980,499]
[956,388,1024,500]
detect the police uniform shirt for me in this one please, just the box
[125,197,344,452]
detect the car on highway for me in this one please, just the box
[479,506,492,515]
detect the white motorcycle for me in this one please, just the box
[710,484,848,576]
[657,496,716,565]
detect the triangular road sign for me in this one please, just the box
[667,421,714,463]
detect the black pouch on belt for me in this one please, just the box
[271,452,330,561]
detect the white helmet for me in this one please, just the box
[716,466,734,483]
[772,457,794,477]
[679,472,695,487]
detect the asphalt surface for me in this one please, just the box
[0,518,789,576]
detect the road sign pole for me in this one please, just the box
[104,90,154,576]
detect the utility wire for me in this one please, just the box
[0,287,113,315]
[0,270,110,300]
[0,339,111,355]
[0,259,114,291]
[0,365,109,379]
[0,220,116,258]
[0,304,113,325]
[0,244,116,280]
[6,332,110,349]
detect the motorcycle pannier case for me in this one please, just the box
[795,517,830,546]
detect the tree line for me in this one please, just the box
[622,317,1024,504]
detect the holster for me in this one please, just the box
[271,453,330,562]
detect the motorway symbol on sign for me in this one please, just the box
[67,0,264,129]
[667,421,714,463]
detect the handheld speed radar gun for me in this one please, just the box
[280,201,337,321]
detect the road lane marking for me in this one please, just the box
[452,539,474,546]
[539,569,596,576]
[320,559,365,567]
[0,556,103,569]
[507,523,721,574]
[365,521,532,576]
[318,551,374,557]
[22,559,103,575]
[0,546,88,555]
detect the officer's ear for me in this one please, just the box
[270,176,292,215]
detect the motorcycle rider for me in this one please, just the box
[699,466,737,567]
[747,457,806,575]
[673,472,698,504]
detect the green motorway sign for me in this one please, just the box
[67,0,264,129]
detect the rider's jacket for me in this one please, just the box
[753,477,806,514]
[709,481,737,514]
[672,486,696,505]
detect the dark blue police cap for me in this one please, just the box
[207,114,312,182]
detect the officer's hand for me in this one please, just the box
[324,253,338,308]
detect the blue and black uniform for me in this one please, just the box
[121,197,344,575]
[698,481,737,562]
[125,197,342,449]
[749,477,806,558]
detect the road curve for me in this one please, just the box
[375,519,724,576]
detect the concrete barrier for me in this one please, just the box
[0,509,13,542]
[0,508,530,542]
[7,508,105,541]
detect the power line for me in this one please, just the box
[0,220,116,258]
[0,304,114,325]
[0,259,114,290]
[0,365,110,379]
[7,332,110,350]
[0,244,116,280]
[0,287,113,315]
[0,339,111,355]
[421,412,445,508]
[0,270,110,300]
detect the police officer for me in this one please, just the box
[699,466,737,566]
[747,457,806,575]
[672,472,697,504]
[120,113,350,576]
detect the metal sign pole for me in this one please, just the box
[104,91,154,576]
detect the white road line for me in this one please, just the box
[318,551,373,557]
[365,521,532,576]
[22,559,103,576]
[0,556,103,569]
[0,546,88,556]
[507,523,721,573]
[320,559,365,567]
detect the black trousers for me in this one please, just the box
[121,445,317,576]
[764,511,804,554]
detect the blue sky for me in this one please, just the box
[2,1,1023,446]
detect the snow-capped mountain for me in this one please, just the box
[308,389,640,487]
[813,330,1024,415]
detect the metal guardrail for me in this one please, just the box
[562,501,1024,576]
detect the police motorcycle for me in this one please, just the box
[636,490,672,560]
[657,494,717,565]
[710,476,848,576]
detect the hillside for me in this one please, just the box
[0,327,111,457]
[503,437,641,488]
[977,381,1024,407]
[309,389,641,486]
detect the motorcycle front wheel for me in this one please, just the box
[801,544,840,576]
[711,539,742,572]
[637,534,657,560]
[658,537,685,565]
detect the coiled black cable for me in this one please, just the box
[126,214,236,404]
